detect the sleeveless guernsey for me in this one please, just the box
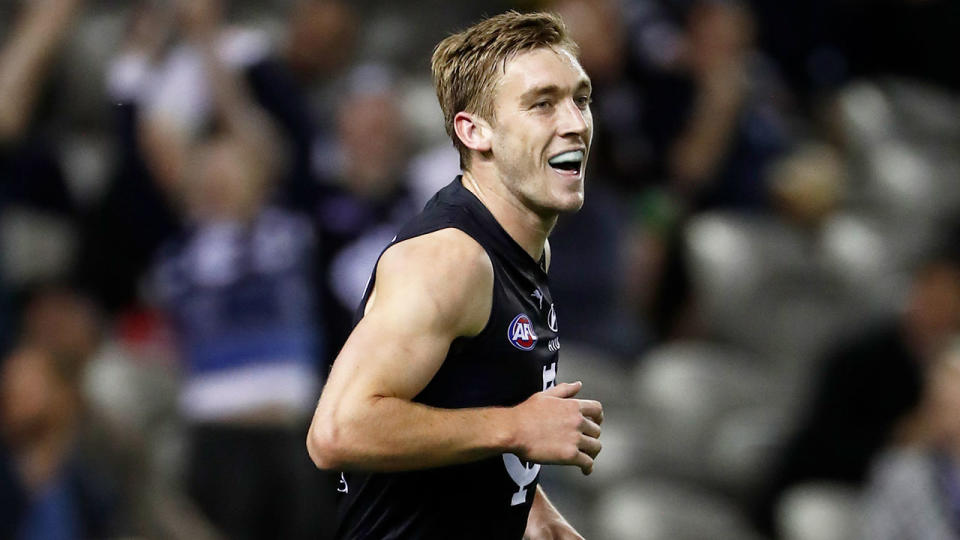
[334,177,562,539]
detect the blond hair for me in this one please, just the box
[431,11,578,169]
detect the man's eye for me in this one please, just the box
[533,101,552,110]
[575,96,592,108]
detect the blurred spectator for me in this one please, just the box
[664,0,793,211]
[552,0,796,346]
[81,0,357,315]
[755,255,960,535]
[552,0,793,210]
[548,0,660,193]
[141,1,326,537]
[646,0,794,343]
[131,0,356,209]
[306,65,419,356]
[18,286,101,369]
[0,0,87,351]
[247,0,358,209]
[0,288,114,539]
[860,339,960,539]
[279,0,358,124]
[76,1,182,314]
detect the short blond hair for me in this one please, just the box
[431,11,578,169]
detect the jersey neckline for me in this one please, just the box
[449,175,549,280]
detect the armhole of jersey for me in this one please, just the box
[356,225,497,339]
[470,245,498,340]
[358,259,382,320]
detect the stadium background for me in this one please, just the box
[2,0,960,538]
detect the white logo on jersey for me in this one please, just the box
[531,289,544,310]
[547,303,558,332]
[338,472,349,493]
[502,454,540,506]
[543,362,557,390]
[502,362,558,506]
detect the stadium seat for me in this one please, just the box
[777,482,859,540]
[706,405,791,497]
[886,78,960,142]
[835,82,895,152]
[594,479,761,540]
[633,341,780,482]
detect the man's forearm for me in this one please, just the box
[308,394,517,471]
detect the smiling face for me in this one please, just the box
[487,47,593,216]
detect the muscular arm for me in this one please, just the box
[307,228,602,473]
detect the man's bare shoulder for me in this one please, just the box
[371,228,494,337]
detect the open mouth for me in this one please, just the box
[548,149,584,174]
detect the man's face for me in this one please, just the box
[487,47,593,215]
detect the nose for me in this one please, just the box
[557,97,590,139]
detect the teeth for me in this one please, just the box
[548,150,584,166]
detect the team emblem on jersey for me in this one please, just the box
[547,304,558,332]
[508,313,538,351]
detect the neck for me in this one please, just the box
[461,169,556,262]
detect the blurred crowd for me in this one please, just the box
[1,0,960,539]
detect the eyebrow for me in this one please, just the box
[519,78,593,104]
[519,85,561,103]
[576,78,593,94]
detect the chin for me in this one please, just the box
[554,192,584,213]
[563,198,585,213]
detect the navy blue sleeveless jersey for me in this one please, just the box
[334,177,562,539]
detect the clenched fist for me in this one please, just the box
[511,381,603,475]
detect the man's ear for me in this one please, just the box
[453,111,492,154]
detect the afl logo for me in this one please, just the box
[508,314,538,351]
